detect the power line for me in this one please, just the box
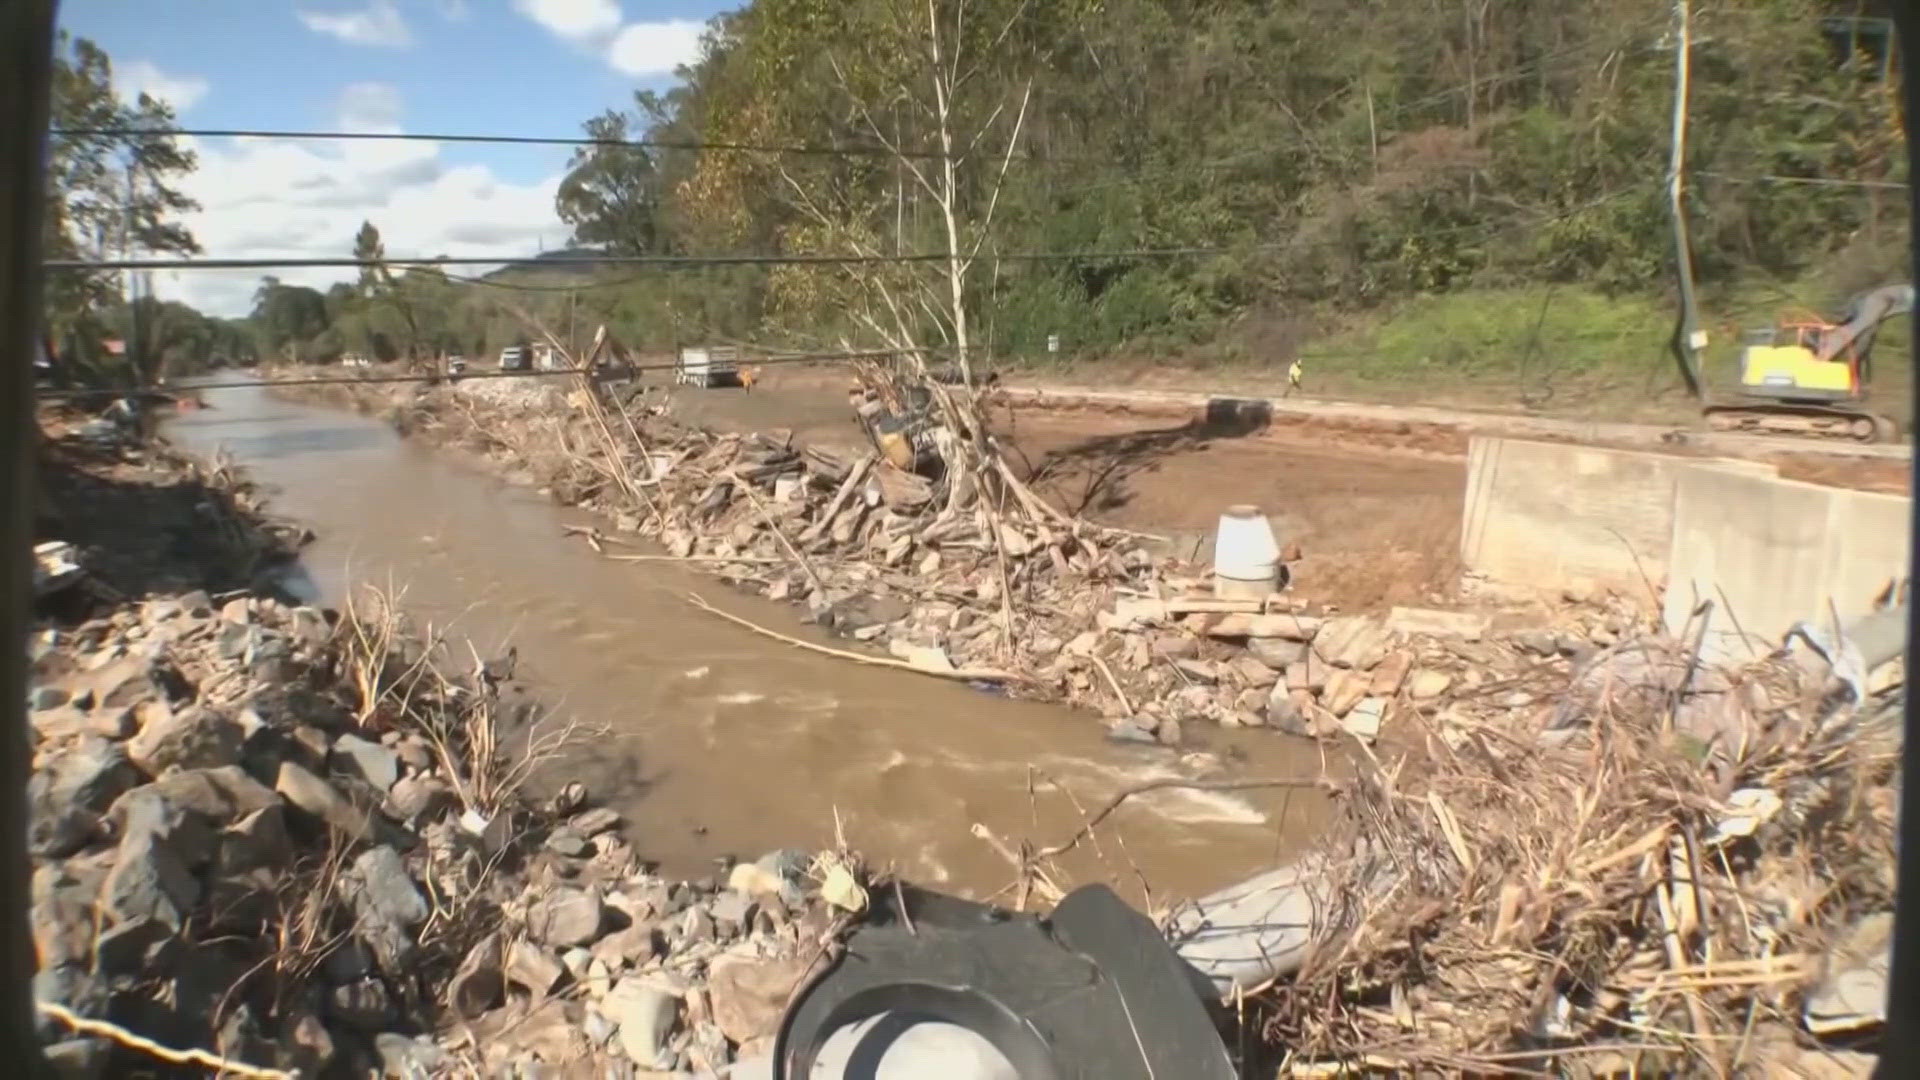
[45,245,1275,274]
[44,34,1654,190]
[47,126,1061,164]
[49,178,1663,277]
[32,346,948,400]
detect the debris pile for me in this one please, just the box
[269,364,1661,761]
[35,408,310,603]
[261,364,1907,1072]
[28,417,867,1076]
[1252,619,1900,1076]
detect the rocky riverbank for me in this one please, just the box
[28,408,870,1077]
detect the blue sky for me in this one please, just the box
[58,0,738,315]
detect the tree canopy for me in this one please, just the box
[44,33,207,384]
[545,0,1906,365]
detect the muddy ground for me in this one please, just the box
[666,365,1908,614]
[250,357,1908,622]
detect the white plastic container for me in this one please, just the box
[1213,505,1280,600]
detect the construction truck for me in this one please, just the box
[675,345,741,388]
[1702,283,1909,443]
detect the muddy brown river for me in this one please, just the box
[166,380,1331,902]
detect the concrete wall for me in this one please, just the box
[1461,437,1775,600]
[1664,469,1910,661]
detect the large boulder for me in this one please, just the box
[707,954,814,1043]
[528,886,606,948]
[275,762,375,841]
[602,978,679,1068]
[127,704,244,775]
[345,846,428,973]
[101,827,200,928]
[27,738,140,858]
[330,733,401,793]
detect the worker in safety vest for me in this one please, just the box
[740,365,760,392]
[1286,358,1303,397]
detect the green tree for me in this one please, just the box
[43,33,203,384]
[250,277,332,362]
[347,219,429,358]
[353,220,386,297]
[556,110,666,254]
[548,0,1908,368]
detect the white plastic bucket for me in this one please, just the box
[1213,505,1280,600]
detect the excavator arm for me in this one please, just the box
[1814,283,1915,369]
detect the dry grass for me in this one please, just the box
[338,582,606,818]
[1262,640,1899,1076]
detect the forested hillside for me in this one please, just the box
[528,0,1908,409]
[48,3,1906,414]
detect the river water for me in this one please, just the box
[165,380,1332,901]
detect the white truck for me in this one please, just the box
[675,345,740,389]
[498,345,531,372]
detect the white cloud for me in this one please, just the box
[607,19,706,77]
[113,60,209,113]
[513,0,622,42]
[334,82,405,132]
[436,0,471,19]
[297,1,413,49]
[152,87,564,317]
[514,2,709,78]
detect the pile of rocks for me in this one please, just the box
[1081,589,1652,748]
[453,373,566,411]
[27,577,849,1077]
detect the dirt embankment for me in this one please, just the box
[27,409,872,1076]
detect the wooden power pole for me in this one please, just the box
[1666,0,1706,399]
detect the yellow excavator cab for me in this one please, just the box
[1736,341,1857,399]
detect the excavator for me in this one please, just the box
[1701,283,1910,442]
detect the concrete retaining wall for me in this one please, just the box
[1664,469,1910,661]
[1460,437,1775,600]
[1459,436,1910,662]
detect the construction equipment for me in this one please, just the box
[1703,284,1910,442]
[675,345,740,388]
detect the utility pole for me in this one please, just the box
[5,4,61,1073]
[1883,8,1920,1072]
[1666,0,1706,399]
